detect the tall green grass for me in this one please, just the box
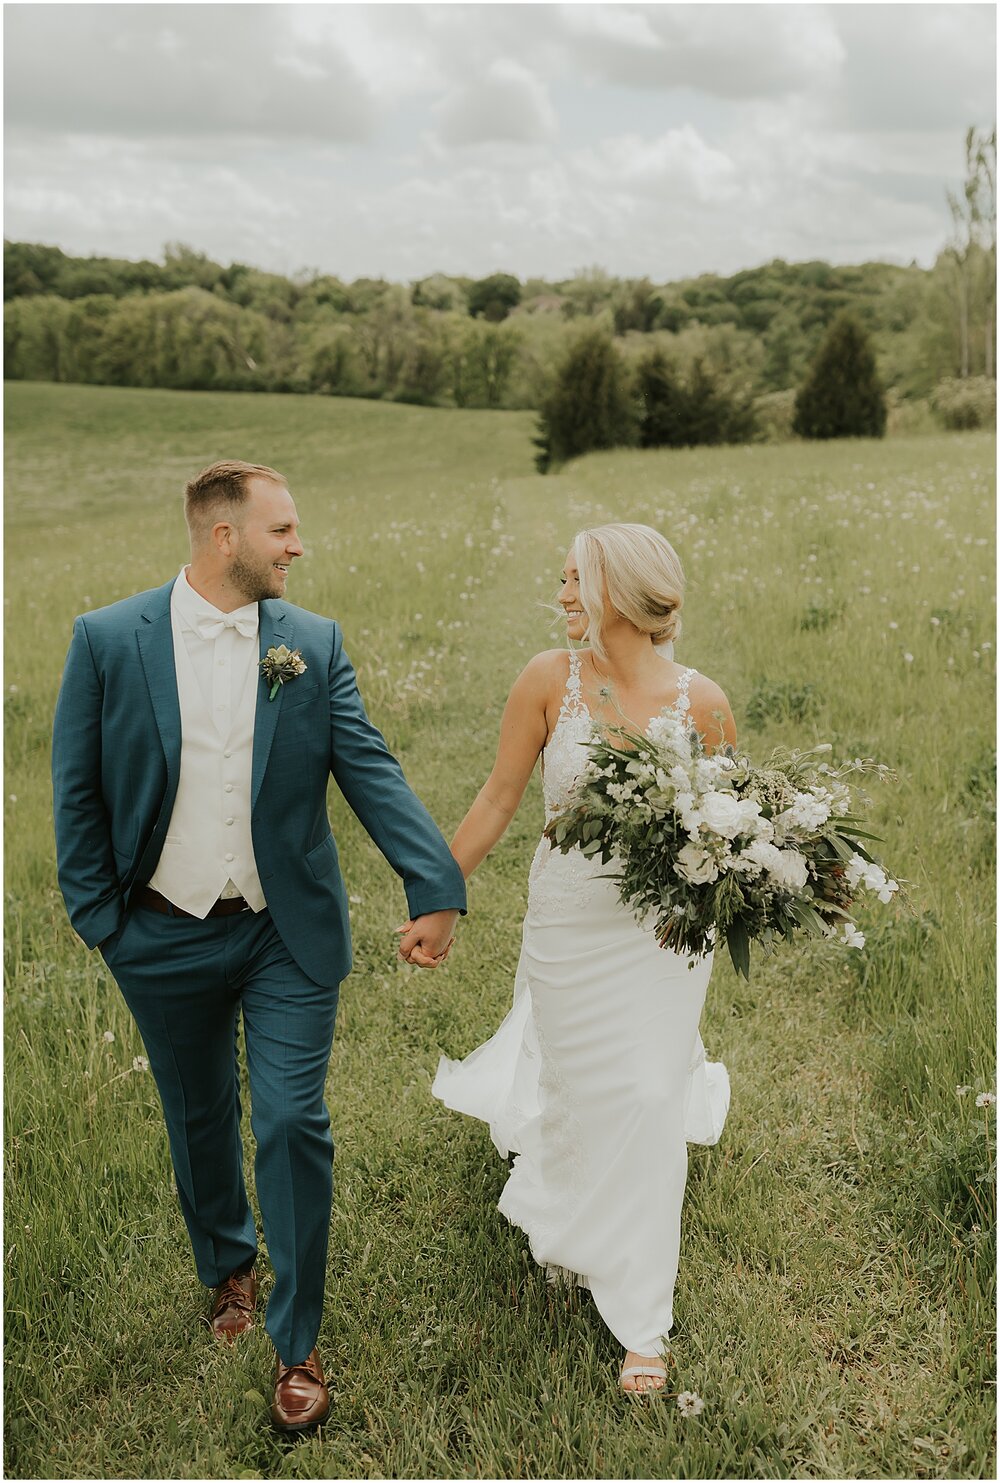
[4,383,995,1479]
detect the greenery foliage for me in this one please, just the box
[793,312,888,440]
[533,328,635,471]
[4,383,994,1479]
[932,375,997,430]
[467,272,522,322]
[637,349,756,449]
[5,229,995,421]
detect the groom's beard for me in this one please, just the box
[230,552,287,603]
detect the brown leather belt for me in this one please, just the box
[135,886,252,919]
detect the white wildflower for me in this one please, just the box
[607,781,637,804]
[842,924,865,949]
[956,1085,973,1097]
[102,1030,115,1044]
[676,1390,705,1417]
[779,790,831,832]
[845,854,892,896]
[975,1091,996,1108]
[132,1055,149,1072]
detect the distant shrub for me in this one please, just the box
[534,328,636,473]
[885,390,936,437]
[745,679,819,726]
[793,312,887,439]
[964,748,996,818]
[931,377,997,430]
[799,601,843,631]
[752,389,797,443]
[468,273,521,323]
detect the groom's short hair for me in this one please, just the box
[184,460,287,539]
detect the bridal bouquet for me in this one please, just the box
[543,710,899,979]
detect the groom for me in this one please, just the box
[51,459,465,1431]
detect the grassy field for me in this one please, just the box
[4,381,995,1480]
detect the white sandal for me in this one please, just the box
[620,1363,668,1399]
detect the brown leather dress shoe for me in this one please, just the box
[208,1266,257,1341]
[271,1347,330,1432]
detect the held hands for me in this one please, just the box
[395,909,459,968]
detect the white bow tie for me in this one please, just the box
[195,610,258,641]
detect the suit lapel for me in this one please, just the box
[136,580,182,780]
[252,602,293,810]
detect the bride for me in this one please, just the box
[428,523,734,1395]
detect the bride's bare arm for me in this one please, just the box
[689,676,737,754]
[450,653,556,879]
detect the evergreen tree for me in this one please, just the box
[637,349,756,448]
[793,311,887,438]
[636,349,688,447]
[534,328,635,472]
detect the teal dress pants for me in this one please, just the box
[101,902,340,1367]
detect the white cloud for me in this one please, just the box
[434,59,557,148]
[1,3,993,281]
[577,127,740,204]
[3,3,377,141]
[560,3,845,99]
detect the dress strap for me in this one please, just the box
[559,648,589,721]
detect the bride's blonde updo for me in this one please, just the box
[572,522,685,662]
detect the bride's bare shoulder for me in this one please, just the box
[516,648,572,679]
[686,668,730,709]
[508,649,573,705]
[686,668,737,746]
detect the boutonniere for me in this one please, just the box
[260,645,307,701]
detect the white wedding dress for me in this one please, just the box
[433,649,730,1357]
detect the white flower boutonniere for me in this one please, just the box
[260,645,307,701]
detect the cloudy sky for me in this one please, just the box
[4,2,995,284]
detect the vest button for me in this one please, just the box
[225,853,234,862]
[225,817,234,826]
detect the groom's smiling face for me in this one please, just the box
[228,477,304,602]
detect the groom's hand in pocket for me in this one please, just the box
[396,909,458,968]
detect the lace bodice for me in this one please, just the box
[541,649,695,824]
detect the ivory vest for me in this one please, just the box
[148,619,266,916]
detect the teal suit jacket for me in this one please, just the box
[51,579,466,988]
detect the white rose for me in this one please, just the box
[737,797,766,833]
[698,790,745,839]
[744,838,783,875]
[675,843,720,885]
[744,807,774,842]
[775,848,810,891]
[648,714,688,753]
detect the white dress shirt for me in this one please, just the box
[147,567,266,915]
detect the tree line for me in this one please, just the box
[4,127,994,451]
[534,312,890,471]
